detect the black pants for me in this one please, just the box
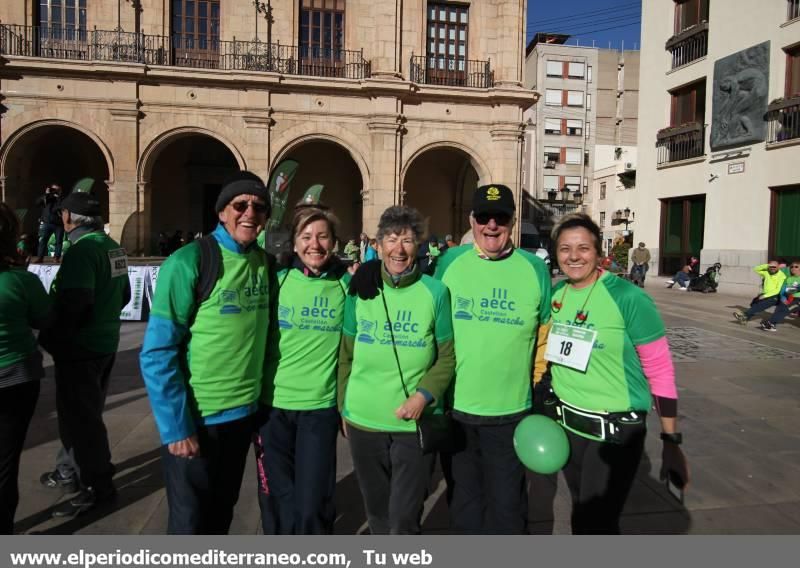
[441,418,529,534]
[255,406,338,534]
[441,418,528,534]
[161,414,255,534]
[37,223,64,258]
[348,425,434,535]
[54,354,115,491]
[0,381,40,534]
[561,427,647,534]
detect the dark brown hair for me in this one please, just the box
[0,203,25,268]
[551,212,603,257]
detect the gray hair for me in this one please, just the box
[69,212,104,229]
[376,206,425,242]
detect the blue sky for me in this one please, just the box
[527,0,642,50]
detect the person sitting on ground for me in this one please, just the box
[759,261,800,332]
[733,259,787,325]
[666,264,693,290]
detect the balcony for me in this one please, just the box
[665,22,708,70]
[790,0,800,21]
[656,122,705,166]
[766,96,800,145]
[410,55,494,89]
[0,24,372,79]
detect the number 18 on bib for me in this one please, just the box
[544,323,597,372]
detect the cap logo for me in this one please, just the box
[486,186,501,201]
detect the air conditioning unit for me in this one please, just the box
[624,162,635,171]
[545,160,556,169]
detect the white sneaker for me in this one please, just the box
[679,286,688,291]
[665,280,675,288]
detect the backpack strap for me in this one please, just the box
[196,234,222,305]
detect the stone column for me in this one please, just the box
[490,118,526,243]
[492,0,526,87]
[243,112,274,182]
[370,0,403,79]
[107,107,140,252]
[363,107,403,235]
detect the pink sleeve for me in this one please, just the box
[635,336,677,399]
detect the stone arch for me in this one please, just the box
[271,122,372,188]
[0,119,115,182]
[400,135,492,186]
[137,126,247,182]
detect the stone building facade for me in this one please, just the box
[1,0,534,254]
[634,0,800,293]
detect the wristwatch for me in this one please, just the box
[660,432,683,445]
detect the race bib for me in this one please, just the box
[108,248,129,278]
[544,322,597,372]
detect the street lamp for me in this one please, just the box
[254,0,274,63]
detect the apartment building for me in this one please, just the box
[634,0,800,293]
[0,0,533,254]
[522,34,640,249]
[522,34,595,243]
[589,49,639,254]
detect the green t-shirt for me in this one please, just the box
[549,271,665,415]
[0,267,52,368]
[50,231,128,353]
[151,241,272,417]
[342,275,453,432]
[262,267,350,410]
[434,245,552,416]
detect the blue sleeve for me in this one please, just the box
[139,315,196,445]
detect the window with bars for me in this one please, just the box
[172,0,220,65]
[427,3,469,76]
[300,0,345,59]
[38,0,87,40]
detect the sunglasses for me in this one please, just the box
[230,200,268,214]
[474,212,512,226]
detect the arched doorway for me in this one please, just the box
[276,139,364,244]
[2,124,110,236]
[402,147,480,242]
[145,133,241,254]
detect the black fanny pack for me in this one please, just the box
[542,389,645,445]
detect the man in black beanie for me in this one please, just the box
[140,171,277,534]
[39,190,132,516]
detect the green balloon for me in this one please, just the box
[513,415,570,474]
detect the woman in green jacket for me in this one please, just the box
[339,205,455,534]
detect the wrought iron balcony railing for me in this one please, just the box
[0,24,371,80]
[767,96,800,145]
[665,22,708,69]
[656,122,705,166]
[409,55,493,89]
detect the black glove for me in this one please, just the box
[349,259,383,300]
[660,439,690,489]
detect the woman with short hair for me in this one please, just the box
[255,205,350,534]
[0,202,53,533]
[338,205,455,534]
[543,213,689,534]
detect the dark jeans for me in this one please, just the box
[561,426,646,535]
[348,425,434,535]
[745,296,780,320]
[161,414,255,534]
[671,271,690,287]
[0,381,40,534]
[255,406,338,534]
[37,223,64,258]
[54,354,115,491]
[767,298,800,324]
[441,418,529,534]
